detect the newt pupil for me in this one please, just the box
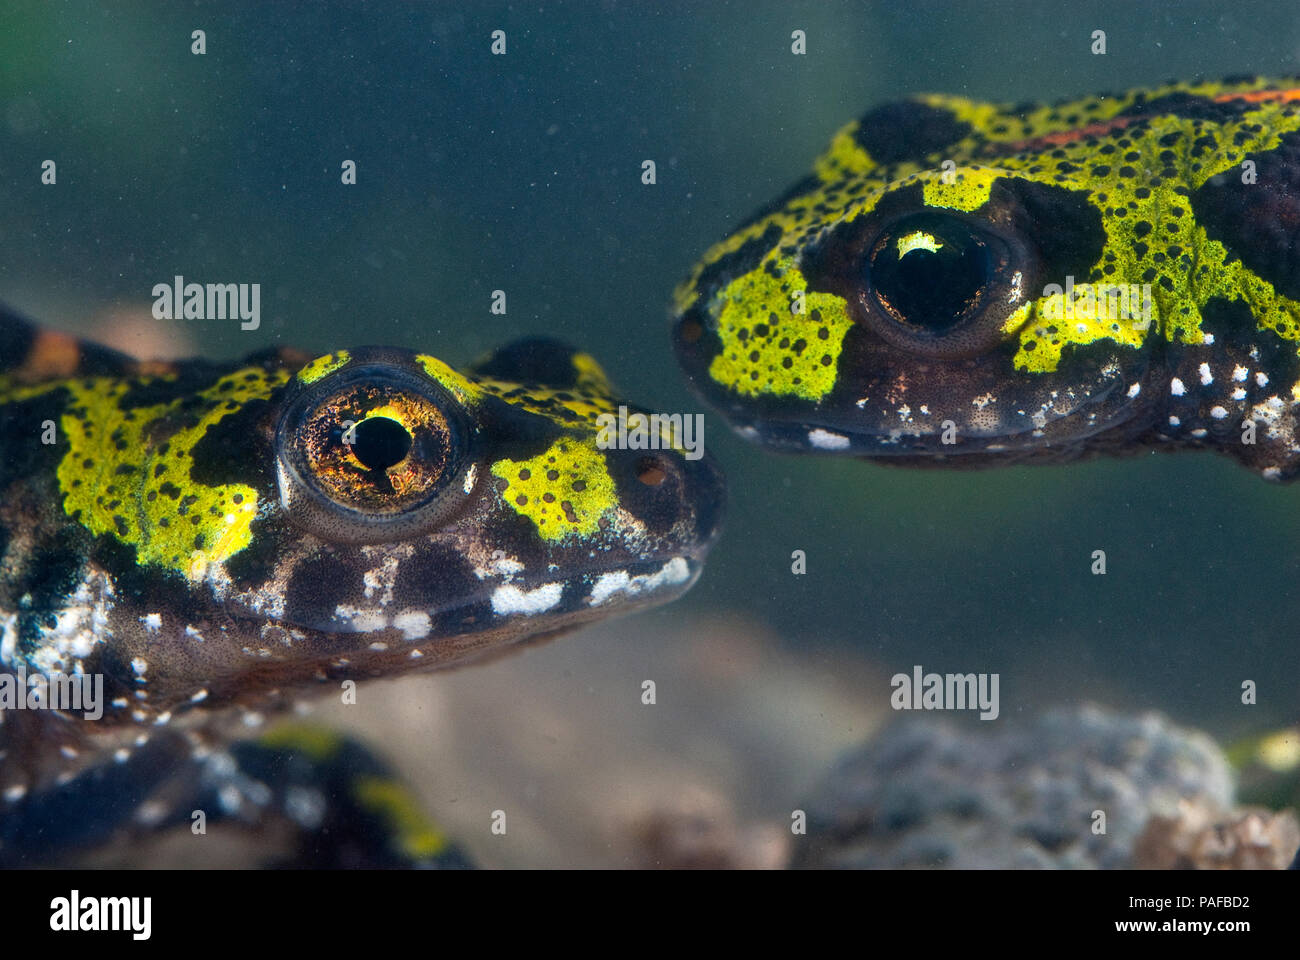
[352,416,412,471]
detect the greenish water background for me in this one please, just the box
[2,0,1299,746]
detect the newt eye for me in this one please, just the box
[854,211,1029,358]
[276,354,476,542]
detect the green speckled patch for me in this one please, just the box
[297,350,351,384]
[708,268,854,400]
[490,439,616,540]
[415,353,485,406]
[54,366,287,579]
[920,166,1002,212]
[419,350,619,427]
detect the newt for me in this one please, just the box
[673,77,1300,478]
[0,307,724,864]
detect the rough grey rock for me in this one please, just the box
[791,705,1254,869]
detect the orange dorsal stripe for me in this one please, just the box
[993,87,1300,154]
[1213,87,1300,104]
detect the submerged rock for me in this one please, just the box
[791,704,1299,869]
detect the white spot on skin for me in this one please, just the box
[491,555,524,577]
[736,426,760,440]
[588,571,630,606]
[206,554,286,622]
[1232,365,1248,382]
[1126,382,1141,398]
[1170,378,1186,396]
[1204,333,1215,345]
[1256,372,1269,387]
[1192,428,1208,438]
[190,688,209,703]
[1211,406,1228,419]
[1232,388,1246,401]
[491,582,564,616]
[1199,363,1213,386]
[130,657,149,677]
[807,428,850,450]
[392,611,431,641]
[23,568,116,675]
[1264,466,1283,480]
[332,605,387,633]
[139,613,161,632]
[3,785,27,801]
[471,550,527,582]
[1168,415,1181,427]
[184,625,205,642]
[1248,396,1298,450]
[463,462,478,494]
[362,555,400,605]
[588,557,692,606]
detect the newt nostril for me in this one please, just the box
[677,317,704,344]
[635,456,667,487]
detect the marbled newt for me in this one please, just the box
[673,77,1300,478]
[0,307,724,865]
